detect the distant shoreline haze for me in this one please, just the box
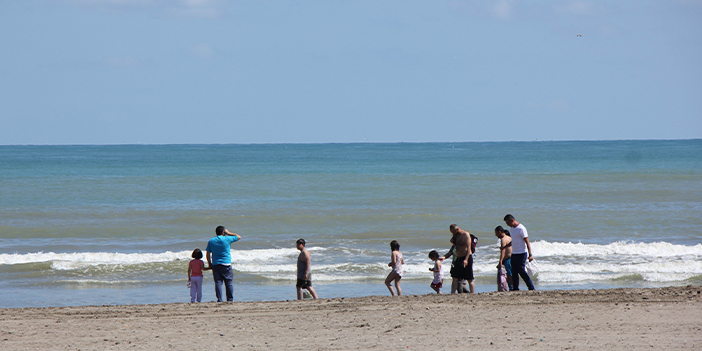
[1,138,701,147]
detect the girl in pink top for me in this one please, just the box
[188,248,207,302]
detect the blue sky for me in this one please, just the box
[1,0,700,144]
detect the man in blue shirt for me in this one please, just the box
[206,225,241,302]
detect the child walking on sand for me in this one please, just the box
[385,240,404,296]
[428,250,443,294]
[187,248,209,303]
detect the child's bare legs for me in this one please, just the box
[431,283,442,294]
[385,272,401,296]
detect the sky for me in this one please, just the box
[0,0,701,145]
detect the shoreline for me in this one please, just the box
[4,278,699,310]
[2,285,700,350]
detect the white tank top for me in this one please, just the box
[432,261,443,284]
[392,252,404,276]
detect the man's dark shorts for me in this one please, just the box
[296,279,312,288]
[450,255,474,280]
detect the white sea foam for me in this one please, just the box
[532,241,702,258]
[533,260,702,282]
[0,251,191,268]
[2,241,701,283]
[0,247,315,267]
[230,248,300,262]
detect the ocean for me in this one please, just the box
[1,140,701,308]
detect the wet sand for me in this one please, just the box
[1,285,700,350]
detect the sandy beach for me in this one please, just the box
[1,285,700,350]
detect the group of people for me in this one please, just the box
[385,214,535,297]
[187,225,241,302]
[494,214,536,292]
[385,223,476,297]
[186,214,535,303]
[186,225,318,303]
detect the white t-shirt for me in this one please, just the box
[510,223,529,254]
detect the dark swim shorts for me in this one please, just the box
[450,255,474,280]
[296,279,312,288]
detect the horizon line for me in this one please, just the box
[0,137,700,147]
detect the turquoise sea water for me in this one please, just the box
[1,140,701,308]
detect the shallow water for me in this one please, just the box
[1,140,701,308]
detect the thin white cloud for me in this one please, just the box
[165,0,223,18]
[62,0,160,9]
[59,0,225,18]
[183,0,216,6]
[447,0,614,21]
[554,1,595,15]
[493,0,514,21]
[188,44,214,59]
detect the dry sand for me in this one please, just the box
[1,285,700,350]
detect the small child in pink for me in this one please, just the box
[187,248,208,303]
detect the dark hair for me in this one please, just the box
[296,238,306,246]
[449,224,458,231]
[428,250,439,260]
[215,226,225,236]
[390,240,400,251]
[504,214,515,222]
[495,226,511,237]
[192,248,203,259]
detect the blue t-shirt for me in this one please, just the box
[205,235,239,265]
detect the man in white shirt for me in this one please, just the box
[504,214,535,291]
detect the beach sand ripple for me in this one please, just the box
[1,286,700,350]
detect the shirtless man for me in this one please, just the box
[442,235,466,293]
[448,224,475,294]
[296,239,318,300]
